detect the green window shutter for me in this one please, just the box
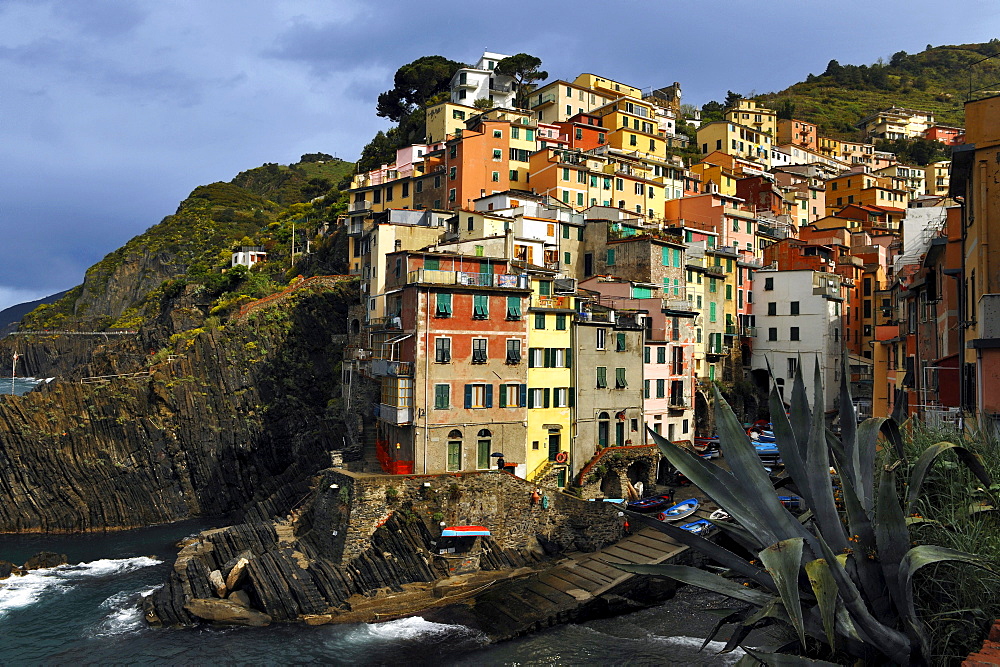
[597,367,607,388]
[520,384,527,407]
[556,314,566,330]
[425,257,440,271]
[710,302,717,322]
[564,252,571,265]
[607,248,615,265]
[528,348,536,368]
[484,384,493,408]
[528,388,536,409]
[565,348,572,368]
[507,296,521,319]
[633,286,651,299]
[544,348,553,367]
[436,293,452,316]
[543,388,550,408]
[617,333,626,351]
[644,380,650,399]
[499,385,507,408]
[673,278,679,295]
[562,225,569,239]
[644,346,650,363]
[674,248,681,267]
[726,284,732,300]
[568,387,575,407]
[616,367,627,388]
[473,294,489,318]
[577,227,584,241]
[535,313,545,329]
[435,385,449,409]
[464,384,472,409]
[662,246,670,266]
[539,281,551,296]
[656,379,665,398]
[657,346,666,364]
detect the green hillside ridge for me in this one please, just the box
[23,154,355,333]
[752,40,1000,140]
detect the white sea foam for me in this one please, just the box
[91,586,160,637]
[353,616,482,643]
[0,557,161,618]
[654,635,748,661]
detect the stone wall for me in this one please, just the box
[574,444,661,500]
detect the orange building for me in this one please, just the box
[776,118,818,151]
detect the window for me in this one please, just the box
[435,293,452,318]
[768,302,777,316]
[553,387,570,408]
[644,346,651,363]
[616,332,627,351]
[492,149,502,160]
[596,328,606,350]
[506,339,521,364]
[534,312,546,329]
[564,252,571,265]
[527,348,543,367]
[787,358,797,379]
[435,337,451,363]
[657,346,666,364]
[473,294,489,319]
[506,296,522,320]
[434,384,450,409]
[790,301,800,315]
[528,388,545,408]
[499,383,524,408]
[790,327,800,341]
[448,188,456,202]
[425,257,440,271]
[656,378,665,398]
[764,277,774,290]
[464,384,493,409]
[598,412,610,447]
[768,327,777,341]
[596,366,608,388]
[615,367,627,389]
[509,169,519,181]
[726,284,732,300]
[449,166,457,180]
[493,129,502,139]
[491,171,500,182]
[607,249,616,265]
[556,314,567,330]
[471,338,488,364]
[709,302,717,323]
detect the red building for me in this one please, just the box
[923,124,965,146]
[555,113,608,151]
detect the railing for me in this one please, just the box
[578,310,614,323]
[741,326,757,338]
[544,261,560,271]
[350,200,372,212]
[377,403,412,425]
[532,294,572,309]
[367,315,402,330]
[706,344,728,356]
[662,296,693,311]
[369,359,413,377]
[668,398,690,410]
[725,324,738,335]
[407,270,529,289]
[489,82,513,93]
[704,264,726,276]
[348,219,365,235]
[532,93,557,107]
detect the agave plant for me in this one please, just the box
[618,359,994,665]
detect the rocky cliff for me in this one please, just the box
[0,281,358,532]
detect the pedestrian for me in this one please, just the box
[496,456,505,471]
[667,488,675,504]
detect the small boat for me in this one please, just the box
[441,525,491,537]
[778,495,803,509]
[681,519,714,535]
[655,498,699,522]
[709,509,731,521]
[626,493,675,513]
[588,498,626,506]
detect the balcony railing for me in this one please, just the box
[706,344,728,356]
[662,296,693,311]
[532,93,557,107]
[532,294,572,309]
[725,324,738,336]
[578,309,614,323]
[741,326,757,338]
[350,200,372,213]
[369,359,413,377]
[367,315,402,330]
[377,404,412,425]
[704,264,726,276]
[407,270,529,289]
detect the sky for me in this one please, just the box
[2,0,998,313]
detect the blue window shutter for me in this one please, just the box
[464,384,472,409]
[520,384,527,407]
[485,384,493,408]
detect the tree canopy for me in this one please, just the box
[376,55,465,122]
[495,53,548,109]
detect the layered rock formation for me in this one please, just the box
[0,284,357,533]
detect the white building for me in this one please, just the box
[232,247,266,268]
[750,269,844,412]
[450,52,516,109]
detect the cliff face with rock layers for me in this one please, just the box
[0,284,357,533]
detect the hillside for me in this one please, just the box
[21,154,355,334]
[0,290,69,337]
[754,40,1000,139]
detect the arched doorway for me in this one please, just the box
[477,429,492,470]
[447,429,462,472]
[597,412,610,449]
[600,470,622,498]
[626,459,650,485]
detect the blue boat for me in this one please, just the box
[655,498,699,522]
[778,495,803,509]
[626,493,675,513]
[681,519,714,535]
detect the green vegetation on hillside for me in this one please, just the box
[753,40,1000,139]
[23,154,355,332]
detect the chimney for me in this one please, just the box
[505,226,515,260]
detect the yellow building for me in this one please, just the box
[825,172,908,215]
[525,273,575,484]
[924,160,951,197]
[688,162,739,197]
[529,79,614,124]
[696,121,772,167]
[572,73,642,100]
[725,100,777,137]
[425,102,479,143]
[858,106,934,140]
[817,136,841,159]
[591,98,668,161]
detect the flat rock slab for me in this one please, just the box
[184,598,272,627]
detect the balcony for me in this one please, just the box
[490,82,513,93]
[369,359,413,377]
[407,269,529,289]
[367,315,403,331]
[706,344,729,356]
[725,324,738,336]
[578,309,614,323]
[668,398,689,411]
[662,295,694,311]
[532,294,573,309]
[377,404,412,425]
[532,93,557,108]
[704,264,726,276]
[741,326,757,338]
[347,219,365,235]
[350,200,372,213]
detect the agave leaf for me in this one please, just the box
[650,428,778,546]
[759,538,807,649]
[905,441,995,515]
[611,563,776,606]
[838,354,859,488]
[741,647,842,666]
[875,467,909,614]
[854,419,885,511]
[898,545,989,662]
[790,353,811,449]
[713,385,814,545]
[626,511,777,591]
[723,617,759,654]
[804,359,849,555]
[814,532,911,664]
[709,518,769,553]
[770,385,809,493]
[804,558,839,651]
[700,607,747,652]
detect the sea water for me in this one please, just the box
[0,376,45,396]
[0,522,754,665]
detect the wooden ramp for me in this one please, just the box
[464,506,716,640]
